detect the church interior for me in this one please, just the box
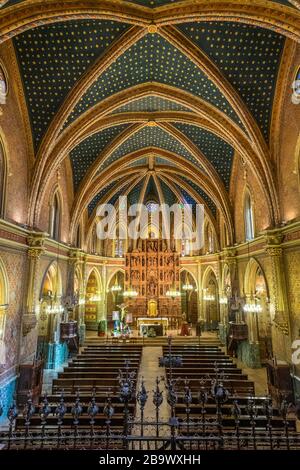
[0,0,300,453]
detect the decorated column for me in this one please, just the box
[265,231,291,361]
[78,253,87,345]
[23,233,46,337]
[219,248,237,345]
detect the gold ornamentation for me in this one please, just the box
[148,25,157,34]
[266,247,283,257]
[22,313,37,337]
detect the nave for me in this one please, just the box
[1,334,300,451]
[0,0,300,457]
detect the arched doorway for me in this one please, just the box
[244,258,272,362]
[37,261,63,364]
[38,261,63,340]
[180,270,198,325]
[85,269,102,331]
[106,271,125,332]
[73,265,84,323]
[0,136,7,219]
[202,268,219,330]
[0,257,9,365]
[221,264,232,323]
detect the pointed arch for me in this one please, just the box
[49,187,63,241]
[202,265,219,329]
[0,133,8,219]
[85,267,103,329]
[39,260,63,300]
[222,263,232,297]
[0,256,9,343]
[244,257,269,298]
[244,186,255,242]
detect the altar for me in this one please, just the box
[124,239,181,326]
[137,317,168,336]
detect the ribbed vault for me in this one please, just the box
[1,0,296,246]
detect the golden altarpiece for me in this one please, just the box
[124,239,181,330]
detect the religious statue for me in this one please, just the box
[180,312,189,336]
[116,303,127,322]
[147,299,158,318]
[148,279,156,296]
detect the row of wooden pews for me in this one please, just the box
[15,343,143,432]
[163,343,297,432]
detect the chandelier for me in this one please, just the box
[243,302,262,313]
[111,277,122,292]
[123,287,138,298]
[46,305,64,315]
[182,273,193,291]
[166,287,181,299]
[203,294,215,301]
[219,297,228,305]
[89,294,102,302]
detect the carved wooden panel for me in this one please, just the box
[125,239,181,323]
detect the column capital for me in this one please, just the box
[27,232,47,258]
[266,246,283,257]
[263,229,284,247]
[68,248,84,264]
[223,247,237,260]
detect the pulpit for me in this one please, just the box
[60,320,78,352]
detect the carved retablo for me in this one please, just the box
[124,239,181,325]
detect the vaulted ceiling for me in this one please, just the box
[1,0,299,243]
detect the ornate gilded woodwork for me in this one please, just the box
[124,238,181,322]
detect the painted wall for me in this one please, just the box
[276,46,300,223]
[36,161,73,244]
[230,155,271,244]
[0,41,31,226]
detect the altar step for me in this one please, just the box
[84,336,221,347]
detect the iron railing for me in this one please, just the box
[1,338,300,451]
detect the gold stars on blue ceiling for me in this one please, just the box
[67,34,241,129]
[177,22,285,141]
[127,157,148,167]
[70,123,130,190]
[155,156,176,166]
[2,0,24,7]
[158,178,178,207]
[109,183,132,207]
[270,0,295,7]
[128,179,145,206]
[88,178,122,216]
[173,123,234,190]
[145,175,159,201]
[112,96,191,114]
[13,20,129,150]
[173,184,197,217]
[178,175,217,217]
[98,126,202,171]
